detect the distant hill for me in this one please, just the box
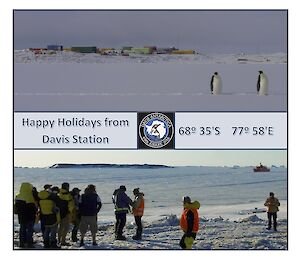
[49,163,173,169]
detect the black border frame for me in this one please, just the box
[13,9,288,251]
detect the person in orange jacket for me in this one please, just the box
[264,192,280,231]
[132,188,144,240]
[179,196,200,249]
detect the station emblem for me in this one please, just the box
[138,112,175,149]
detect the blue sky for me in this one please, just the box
[14,150,287,168]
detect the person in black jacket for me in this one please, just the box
[71,187,81,242]
[14,183,38,248]
[79,184,102,246]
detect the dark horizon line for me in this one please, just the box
[14,163,287,169]
[13,48,288,56]
[13,9,288,12]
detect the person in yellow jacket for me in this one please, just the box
[38,187,60,248]
[179,196,200,249]
[264,192,280,231]
[39,184,52,235]
[14,182,38,248]
[57,182,75,246]
[132,188,144,240]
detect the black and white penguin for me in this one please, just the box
[210,72,222,95]
[257,70,268,95]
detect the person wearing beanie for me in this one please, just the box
[38,186,60,248]
[264,192,280,231]
[112,185,133,240]
[71,187,81,242]
[14,183,38,248]
[57,182,75,246]
[79,185,102,246]
[179,196,200,249]
[132,188,145,240]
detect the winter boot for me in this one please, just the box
[43,239,50,249]
[132,231,142,240]
[50,243,61,249]
[26,243,35,249]
[132,235,142,240]
[184,236,194,249]
[60,241,71,246]
[71,229,78,242]
[80,239,84,247]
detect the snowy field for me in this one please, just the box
[14,50,287,64]
[14,166,287,249]
[14,215,287,250]
[14,52,287,112]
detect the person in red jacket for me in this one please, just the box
[179,196,200,249]
[132,188,144,240]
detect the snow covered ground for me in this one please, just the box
[14,50,287,64]
[14,51,287,112]
[13,166,287,249]
[13,214,287,250]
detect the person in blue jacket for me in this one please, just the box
[112,185,133,240]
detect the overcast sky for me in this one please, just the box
[14,10,287,53]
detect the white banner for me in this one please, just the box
[14,112,287,149]
[175,113,287,149]
[14,113,137,149]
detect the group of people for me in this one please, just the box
[112,186,144,240]
[178,192,281,249]
[14,182,145,248]
[14,182,280,250]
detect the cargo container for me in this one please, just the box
[144,46,157,53]
[171,50,196,54]
[71,46,97,53]
[157,47,177,54]
[131,47,152,54]
[99,48,116,55]
[29,48,47,55]
[47,45,63,51]
[29,48,47,51]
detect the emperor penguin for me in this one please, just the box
[210,72,222,95]
[257,70,268,95]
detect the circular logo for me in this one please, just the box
[139,113,174,149]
